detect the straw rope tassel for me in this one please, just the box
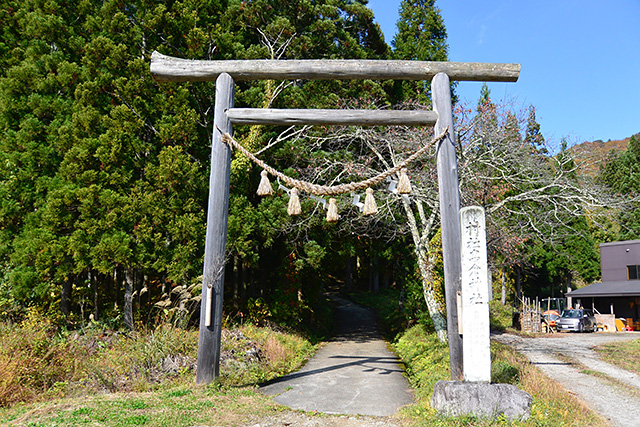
[326,198,339,223]
[288,188,302,215]
[397,168,412,194]
[257,170,273,196]
[363,188,378,215]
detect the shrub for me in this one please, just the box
[0,309,77,406]
[489,300,515,332]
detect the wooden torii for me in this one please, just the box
[150,52,520,384]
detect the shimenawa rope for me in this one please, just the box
[219,127,449,197]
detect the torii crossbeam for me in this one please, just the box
[150,52,520,384]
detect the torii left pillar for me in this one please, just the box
[196,73,234,384]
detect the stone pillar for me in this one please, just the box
[460,206,491,383]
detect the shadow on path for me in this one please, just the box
[260,295,413,416]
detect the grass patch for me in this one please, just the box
[580,369,609,379]
[0,386,281,427]
[393,324,608,426]
[220,324,316,385]
[0,310,316,410]
[490,300,515,332]
[595,338,640,374]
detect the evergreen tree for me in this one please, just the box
[392,0,448,103]
[599,133,640,239]
[504,111,523,146]
[524,105,546,154]
[0,0,392,325]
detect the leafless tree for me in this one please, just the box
[280,100,627,342]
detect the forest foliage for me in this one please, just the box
[0,0,635,335]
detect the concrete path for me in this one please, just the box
[260,296,414,416]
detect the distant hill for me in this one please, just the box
[569,136,632,177]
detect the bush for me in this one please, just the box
[0,309,77,406]
[82,324,199,393]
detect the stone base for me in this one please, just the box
[431,381,532,421]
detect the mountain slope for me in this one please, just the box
[569,137,631,177]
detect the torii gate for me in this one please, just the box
[150,52,520,384]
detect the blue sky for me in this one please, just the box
[367,0,640,147]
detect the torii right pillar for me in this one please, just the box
[432,72,463,381]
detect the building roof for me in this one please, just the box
[566,281,640,298]
[599,239,640,248]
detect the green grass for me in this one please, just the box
[393,324,608,426]
[0,386,281,427]
[595,338,640,374]
[490,300,515,332]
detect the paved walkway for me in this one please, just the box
[260,296,413,416]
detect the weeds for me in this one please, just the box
[596,338,640,374]
[393,325,450,400]
[0,309,79,406]
[0,310,315,409]
[489,300,515,332]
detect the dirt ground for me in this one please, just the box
[193,413,404,427]
[234,413,404,427]
[493,331,640,427]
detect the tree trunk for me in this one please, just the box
[383,267,391,290]
[91,270,99,321]
[124,267,135,331]
[501,269,507,306]
[401,197,448,342]
[346,257,354,292]
[115,268,121,313]
[515,266,522,300]
[416,246,448,342]
[60,276,72,317]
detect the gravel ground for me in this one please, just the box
[244,413,404,427]
[493,331,640,427]
[194,412,404,427]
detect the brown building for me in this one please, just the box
[567,239,640,321]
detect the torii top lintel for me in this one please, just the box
[150,51,520,83]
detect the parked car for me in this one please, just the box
[556,309,597,332]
